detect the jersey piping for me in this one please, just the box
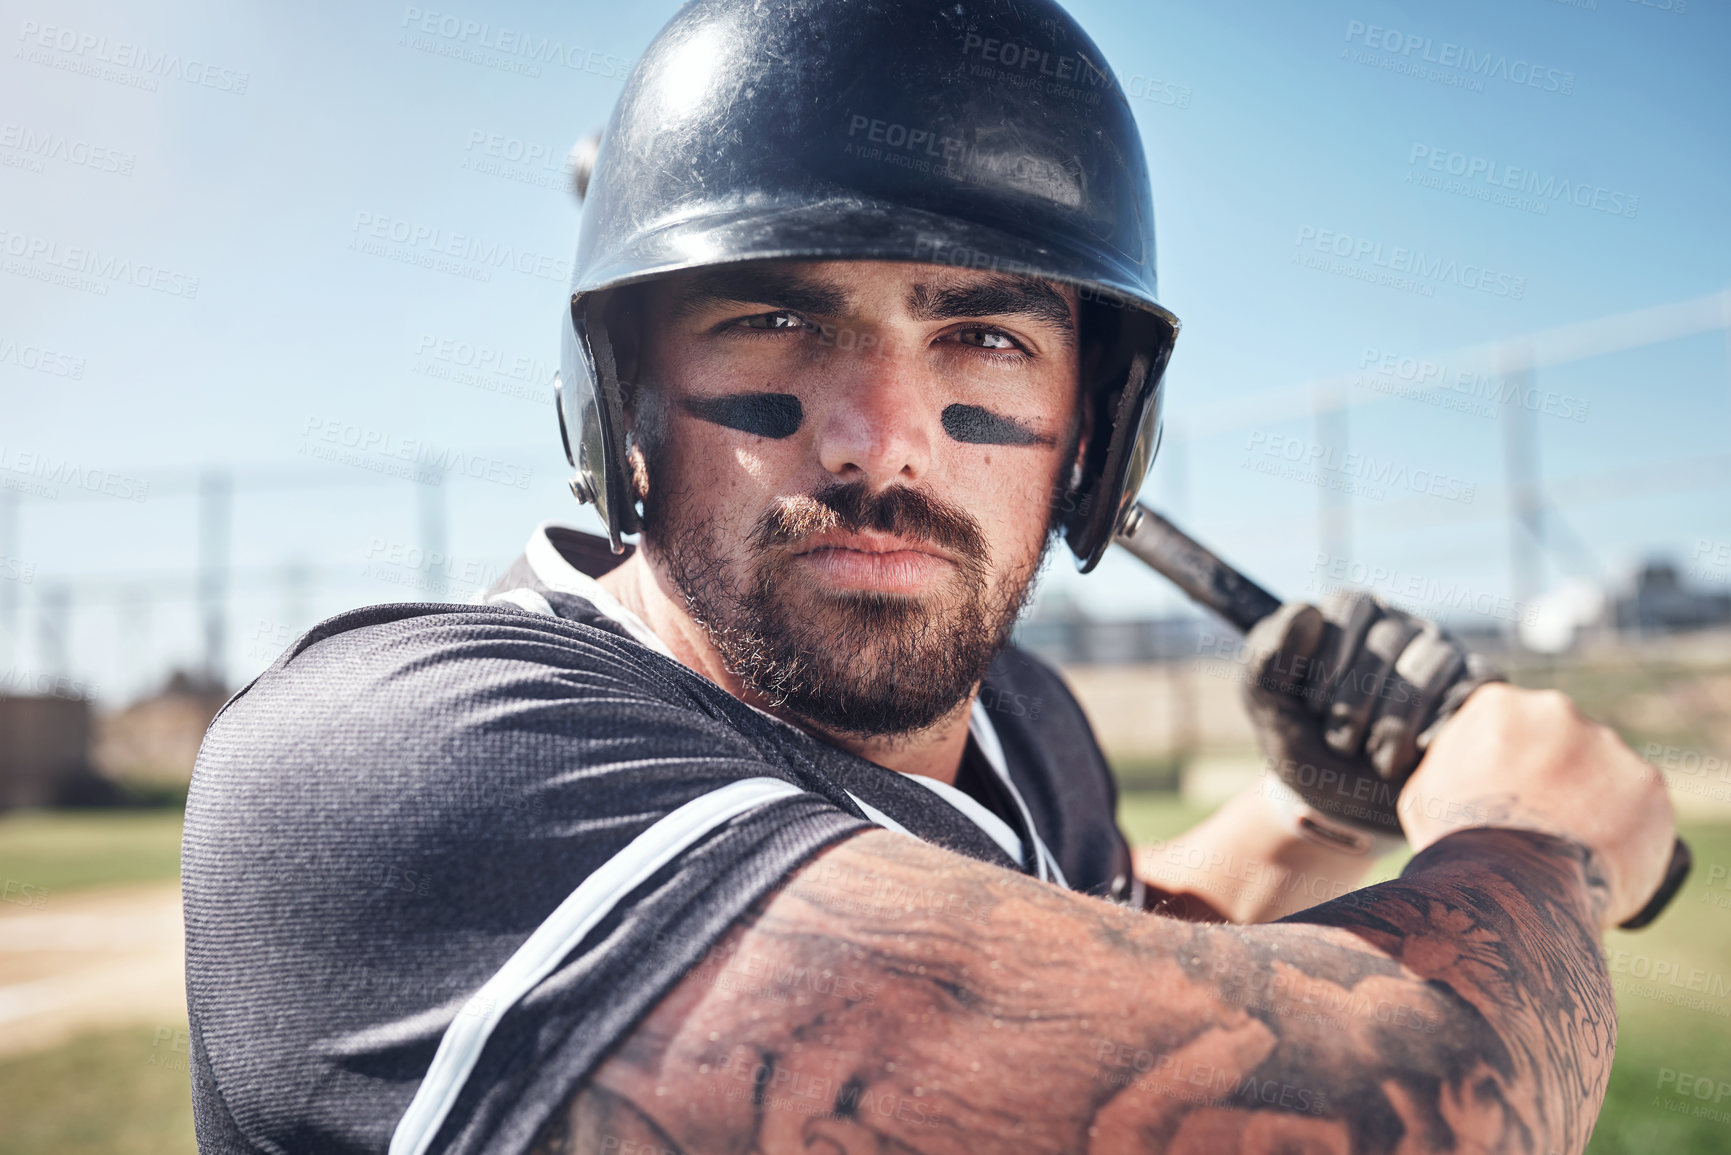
[388,776,802,1155]
[896,773,1026,868]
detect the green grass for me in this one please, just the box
[0,811,192,1155]
[1120,790,1731,1153]
[0,1025,195,1155]
[1589,821,1731,1154]
[1109,753,1186,793]
[0,809,183,895]
[1115,790,1211,843]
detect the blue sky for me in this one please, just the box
[3,0,1727,702]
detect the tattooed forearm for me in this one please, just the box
[532,826,1615,1155]
[530,1082,691,1155]
[1284,827,1615,1155]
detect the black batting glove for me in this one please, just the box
[1240,589,1504,840]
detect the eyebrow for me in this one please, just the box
[907,275,1077,349]
[666,267,850,320]
[665,266,1078,351]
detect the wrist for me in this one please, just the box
[1257,772,1405,859]
[1396,777,1575,860]
[1402,826,1611,929]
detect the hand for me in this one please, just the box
[1240,590,1501,838]
[1403,682,1677,929]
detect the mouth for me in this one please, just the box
[790,531,957,593]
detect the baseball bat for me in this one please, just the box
[1113,500,1690,931]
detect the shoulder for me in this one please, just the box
[261,599,688,696]
[181,602,869,1152]
[206,600,721,754]
[187,600,799,859]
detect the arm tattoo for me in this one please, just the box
[528,826,1614,1154]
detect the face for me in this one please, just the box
[626,259,1084,740]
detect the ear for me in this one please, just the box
[625,442,651,504]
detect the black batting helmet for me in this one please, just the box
[557,0,1180,572]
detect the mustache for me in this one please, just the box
[748,482,989,565]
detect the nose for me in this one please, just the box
[812,341,935,489]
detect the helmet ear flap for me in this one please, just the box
[1062,306,1175,572]
[559,290,642,553]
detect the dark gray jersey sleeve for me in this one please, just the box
[182,602,870,1154]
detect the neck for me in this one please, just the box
[596,551,975,785]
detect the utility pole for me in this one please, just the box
[417,473,448,599]
[198,470,232,690]
[282,558,313,635]
[37,582,71,685]
[1500,352,1544,651]
[1161,423,1198,779]
[118,586,151,703]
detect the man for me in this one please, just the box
[182,0,1676,1152]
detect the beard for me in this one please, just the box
[642,473,1053,740]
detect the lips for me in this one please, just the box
[790,531,956,593]
[792,530,954,564]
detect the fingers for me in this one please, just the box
[1321,606,1421,758]
[1244,591,1504,838]
[1414,655,1506,756]
[1242,601,1327,710]
[1310,591,1489,788]
[1365,627,1465,780]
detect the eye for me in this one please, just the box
[952,327,1027,355]
[962,327,1010,349]
[737,310,813,332]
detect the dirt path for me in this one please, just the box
[0,881,185,1059]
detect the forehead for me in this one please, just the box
[654,259,1078,332]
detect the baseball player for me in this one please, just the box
[182,0,1678,1151]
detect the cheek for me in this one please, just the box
[653,417,803,529]
[953,448,1065,564]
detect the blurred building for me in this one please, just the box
[1613,561,1731,636]
[0,693,97,809]
[0,670,232,811]
[91,671,231,794]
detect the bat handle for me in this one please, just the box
[1115,503,1282,632]
[1112,501,1693,931]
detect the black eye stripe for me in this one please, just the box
[678,396,1048,447]
[941,404,1053,447]
[681,393,804,439]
